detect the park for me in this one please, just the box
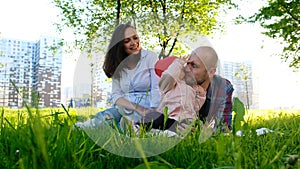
[0,0,299,168]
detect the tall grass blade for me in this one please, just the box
[232,97,246,135]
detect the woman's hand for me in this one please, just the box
[135,105,151,116]
[115,97,151,116]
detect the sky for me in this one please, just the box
[0,0,299,109]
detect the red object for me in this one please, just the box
[154,56,178,77]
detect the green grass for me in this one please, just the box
[0,107,299,169]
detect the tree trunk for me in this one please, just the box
[116,0,121,26]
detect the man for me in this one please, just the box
[185,46,234,131]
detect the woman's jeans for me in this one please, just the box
[94,107,122,130]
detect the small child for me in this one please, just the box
[137,56,206,132]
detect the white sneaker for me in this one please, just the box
[73,119,100,130]
[73,122,84,130]
[148,129,179,138]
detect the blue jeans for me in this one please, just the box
[95,107,122,130]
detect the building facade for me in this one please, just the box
[92,53,112,108]
[221,61,259,109]
[0,36,62,108]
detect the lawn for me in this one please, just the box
[0,106,299,169]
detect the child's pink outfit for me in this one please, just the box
[156,57,206,124]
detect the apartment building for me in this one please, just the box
[221,61,259,109]
[0,35,62,108]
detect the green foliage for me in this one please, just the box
[133,161,173,169]
[0,108,300,168]
[232,97,246,135]
[239,0,300,69]
[52,0,236,57]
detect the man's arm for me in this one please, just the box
[222,79,234,130]
[208,76,234,131]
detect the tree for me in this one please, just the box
[233,63,251,110]
[52,0,235,58]
[239,0,300,69]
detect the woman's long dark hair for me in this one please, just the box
[103,23,138,79]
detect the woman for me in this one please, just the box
[75,23,160,129]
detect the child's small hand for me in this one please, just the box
[193,85,206,96]
[200,79,210,91]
